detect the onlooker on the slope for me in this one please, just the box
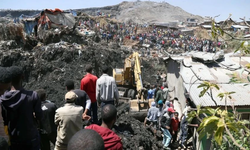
[0,66,43,150]
[36,89,57,150]
[178,98,192,148]
[147,85,154,99]
[0,67,12,95]
[96,66,119,107]
[65,80,91,121]
[144,101,160,137]
[55,91,85,150]
[67,129,104,150]
[171,112,180,144]
[80,64,98,124]
[160,107,175,150]
[154,84,164,105]
[86,104,123,150]
[0,67,11,150]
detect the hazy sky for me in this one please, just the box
[1,0,249,21]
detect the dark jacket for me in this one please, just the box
[160,112,171,129]
[154,89,164,102]
[40,100,57,134]
[0,89,43,142]
[73,89,90,108]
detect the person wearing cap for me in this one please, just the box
[96,66,119,107]
[80,64,98,124]
[54,91,84,150]
[160,107,175,149]
[144,101,160,137]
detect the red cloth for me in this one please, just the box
[80,73,98,103]
[171,117,179,131]
[86,124,123,150]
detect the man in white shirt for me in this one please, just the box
[96,66,119,107]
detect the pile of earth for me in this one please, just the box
[0,1,203,24]
[0,25,167,149]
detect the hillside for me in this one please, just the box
[79,1,204,24]
[0,1,203,24]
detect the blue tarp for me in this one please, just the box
[23,21,37,35]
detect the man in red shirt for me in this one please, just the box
[171,112,180,144]
[86,104,123,150]
[81,65,98,124]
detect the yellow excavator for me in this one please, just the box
[113,52,149,111]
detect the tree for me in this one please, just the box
[189,16,250,150]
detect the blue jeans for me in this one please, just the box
[179,122,188,145]
[161,128,172,147]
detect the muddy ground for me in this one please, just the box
[0,30,167,149]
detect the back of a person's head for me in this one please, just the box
[102,65,109,74]
[85,64,93,73]
[0,67,12,84]
[36,89,46,101]
[101,104,117,124]
[65,80,74,91]
[9,66,23,85]
[67,129,104,150]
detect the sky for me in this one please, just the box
[0,0,249,21]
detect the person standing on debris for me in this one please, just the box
[160,107,175,150]
[0,66,43,150]
[154,84,164,105]
[65,80,91,121]
[144,101,160,137]
[171,112,180,144]
[147,85,154,99]
[86,104,123,150]
[178,98,191,148]
[36,89,57,150]
[0,67,12,150]
[54,91,85,150]
[81,65,98,124]
[96,66,119,107]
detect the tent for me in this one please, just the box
[38,9,76,29]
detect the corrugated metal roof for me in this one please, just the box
[184,83,250,107]
[179,53,250,107]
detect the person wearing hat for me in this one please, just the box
[160,107,175,149]
[144,101,160,137]
[54,91,84,150]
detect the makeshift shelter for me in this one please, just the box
[164,53,250,150]
[38,9,76,29]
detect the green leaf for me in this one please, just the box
[214,126,224,145]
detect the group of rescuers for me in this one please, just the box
[0,65,194,150]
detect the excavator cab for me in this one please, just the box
[113,52,149,112]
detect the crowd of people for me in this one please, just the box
[0,64,196,150]
[144,82,195,149]
[79,17,226,55]
[0,65,121,150]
